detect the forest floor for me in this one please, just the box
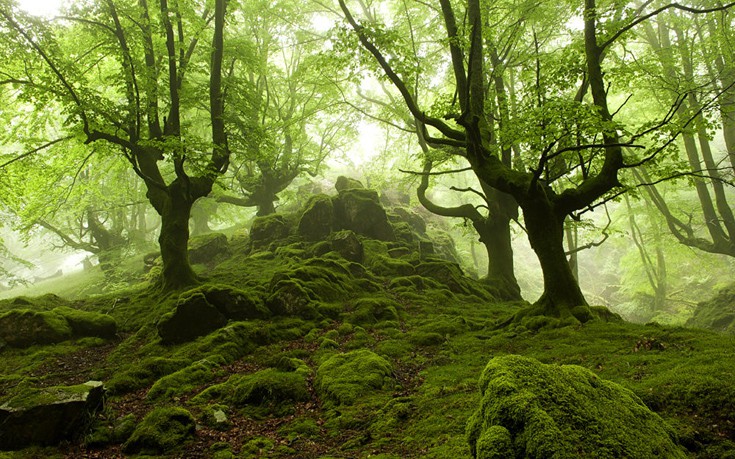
[1,226,734,458]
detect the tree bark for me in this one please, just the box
[521,191,587,314]
[158,183,199,290]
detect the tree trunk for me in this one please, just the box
[158,186,198,291]
[522,195,587,316]
[256,197,276,216]
[475,216,521,300]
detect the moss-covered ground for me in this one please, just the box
[1,214,734,458]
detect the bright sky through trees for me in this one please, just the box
[17,0,63,17]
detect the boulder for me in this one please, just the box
[298,194,334,241]
[196,285,270,321]
[250,214,290,250]
[0,310,72,348]
[157,293,228,344]
[466,355,686,459]
[0,381,104,449]
[53,306,117,339]
[316,349,394,406]
[686,284,735,334]
[333,188,395,241]
[188,232,230,264]
[266,279,318,319]
[123,407,196,454]
[380,189,411,207]
[334,175,365,192]
[329,230,364,263]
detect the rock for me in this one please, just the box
[0,381,104,449]
[53,306,117,339]
[250,214,290,250]
[316,349,394,405]
[334,175,364,192]
[298,194,334,241]
[0,310,72,348]
[686,284,735,333]
[333,188,395,241]
[466,355,686,459]
[188,232,230,264]
[123,407,196,454]
[380,189,411,207]
[157,293,228,344]
[196,285,270,321]
[266,279,318,319]
[329,230,364,263]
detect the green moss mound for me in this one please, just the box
[122,407,196,454]
[0,309,72,347]
[348,297,401,326]
[52,306,117,339]
[686,284,735,333]
[466,355,686,459]
[194,364,310,416]
[316,349,394,405]
[146,356,226,401]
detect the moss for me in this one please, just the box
[122,407,196,454]
[369,255,415,277]
[52,306,117,339]
[408,331,445,346]
[348,297,401,326]
[194,365,310,416]
[298,193,335,241]
[146,356,226,401]
[174,321,265,363]
[249,214,291,251]
[320,338,339,349]
[0,309,73,347]
[316,349,394,406]
[466,355,686,459]
[178,284,270,321]
[106,356,191,395]
[686,283,735,333]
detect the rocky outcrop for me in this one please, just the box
[0,381,104,449]
[333,188,395,241]
[250,214,290,250]
[298,194,334,241]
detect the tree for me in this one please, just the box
[631,9,735,257]
[214,0,354,217]
[0,0,231,290]
[338,0,734,318]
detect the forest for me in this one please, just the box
[0,0,734,457]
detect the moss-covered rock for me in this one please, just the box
[0,309,72,348]
[333,188,395,241]
[194,364,310,415]
[686,284,735,333]
[180,284,270,321]
[466,355,686,459]
[334,175,364,192]
[107,357,191,395]
[189,232,230,264]
[122,407,196,454]
[316,350,394,405]
[329,230,364,263]
[0,380,104,449]
[52,306,117,339]
[298,194,334,241]
[146,356,225,401]
[250,214,290,250]
[157,293,228,344]
[348,297,401,326]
